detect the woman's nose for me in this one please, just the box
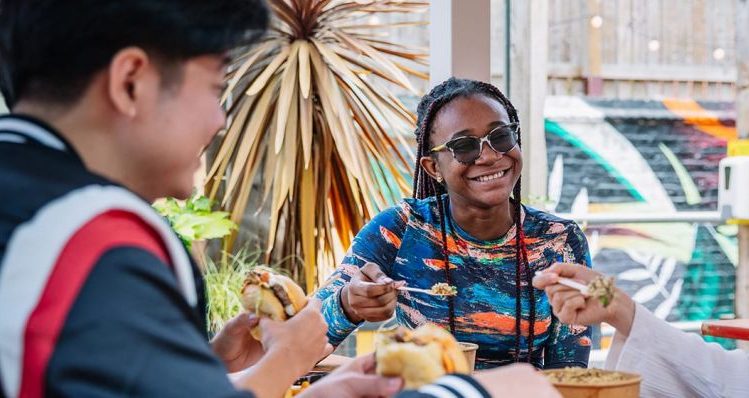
[474,141,503,164]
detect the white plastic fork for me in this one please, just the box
[397,286,449,296]
[535,271,590,296]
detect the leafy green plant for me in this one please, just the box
[153,193,237,249]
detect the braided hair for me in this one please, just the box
[412,78,536,364]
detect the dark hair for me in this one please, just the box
[0,0,269,108]
[412,77,535,364]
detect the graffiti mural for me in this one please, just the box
[545,97,737,336]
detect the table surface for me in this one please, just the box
[313,354,353,372]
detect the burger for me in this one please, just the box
[240,268,308,340]
[375,324,469,388]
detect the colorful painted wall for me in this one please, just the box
[545,97,737,336]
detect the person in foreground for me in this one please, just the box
[316,78,592,369]
[0,0,559,397]
[533,263,749,398]
[0,1,336,396]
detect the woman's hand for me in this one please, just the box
[340,262,405,323]
[533,263,636,336]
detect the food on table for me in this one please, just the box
[375,324,468,388]
[240,268,307,340]
[544,367,635,384]
[284,381,310,398]
[544,368,641,398]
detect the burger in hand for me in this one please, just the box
[375,324,469,388]
[240,268,307,340]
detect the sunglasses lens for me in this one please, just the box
[442,125,518,164]
[446,137,480,163]
[488,126,517,152]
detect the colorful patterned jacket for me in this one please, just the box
[317,196,592,369]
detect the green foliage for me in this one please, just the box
[153,193,236,249]
[203,249,291,335]
[203,249,261,335]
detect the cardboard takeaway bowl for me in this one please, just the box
[542,369,641,398]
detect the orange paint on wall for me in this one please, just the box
[662,98,736,141]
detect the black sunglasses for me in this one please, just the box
[430,123,519,164]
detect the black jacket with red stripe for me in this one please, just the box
[0,115,489,398]
[0,115,251,397]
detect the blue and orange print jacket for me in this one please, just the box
[316,195,592,369]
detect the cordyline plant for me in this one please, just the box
[206,0,427,292]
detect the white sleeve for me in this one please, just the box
[605,304,749,398]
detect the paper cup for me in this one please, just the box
[458,342,478,372]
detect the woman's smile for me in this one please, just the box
[467,166,513,184]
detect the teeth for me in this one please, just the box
[474,170,505,182]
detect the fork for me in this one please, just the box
[535,271,590,295]
[397,286,450,296]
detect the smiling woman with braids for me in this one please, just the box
[316,78,592,369]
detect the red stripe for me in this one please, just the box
[19,210,170,397]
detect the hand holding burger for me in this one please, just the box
[240,268,332,376]
[240,268,309,340]
[375,324,469,388]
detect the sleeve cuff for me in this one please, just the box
[605,303,671,370]
[321,289,361,345]
[416,374,491,398]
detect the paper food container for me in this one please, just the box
[542,368,641,398]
